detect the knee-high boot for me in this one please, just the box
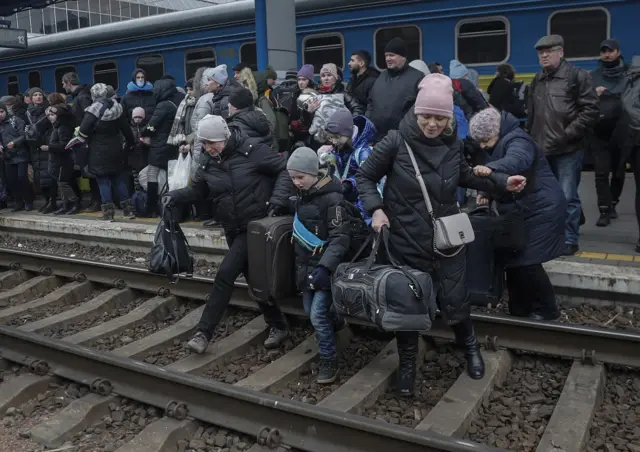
[451,318,485,379]
[395,331,419,397]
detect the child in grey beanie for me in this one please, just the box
[287,146,319,179]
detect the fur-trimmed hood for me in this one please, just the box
[237,67,259,101]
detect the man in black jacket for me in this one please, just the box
[227,87,275,151]
[588,39,630,226]
[163,115,293,354]
[347,50,379,107]
[365,38,424,142]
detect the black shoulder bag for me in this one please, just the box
[148,205,194,283]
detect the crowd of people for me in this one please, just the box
[0,32,639,394]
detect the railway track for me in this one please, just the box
[0,247,639,452]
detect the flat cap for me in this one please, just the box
[535,34,564,50]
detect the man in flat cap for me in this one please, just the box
[527,34,598,256]
[587,39,631,227]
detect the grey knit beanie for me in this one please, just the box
[287,147,319,176]
[203,64,229,86]
[325,109,354,137]
[90,83,109,101]
[469,108,502,142]
[197,114,231,142]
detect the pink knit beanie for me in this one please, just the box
[414,74,454,118]
[320,63,339,81]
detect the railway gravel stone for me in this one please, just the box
[587,369,640,452]
[183,424,256,452]
[206,325,311,384]
[43,296,150,339]
[464,356,571,451]
[6,290,104,327]
[92,302,200,352]
[272,335,386,404]
[361,345,465,427]
[142,308,259,366]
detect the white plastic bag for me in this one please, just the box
[138,165,167,194]
[168,152,192,191]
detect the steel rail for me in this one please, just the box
[1,248,640,368]
[0,326,504,452]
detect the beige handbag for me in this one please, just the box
[404,141,475,257]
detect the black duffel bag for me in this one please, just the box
[331,226,437,332]
[148,205,194,283]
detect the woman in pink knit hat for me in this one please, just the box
[356,73,527,396]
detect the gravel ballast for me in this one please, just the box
[271,334,386,404]
[206,325,311,384]
[360,345,465,427]
[464,356,571,451]
[587,369,640,452]
[142,308,259,366]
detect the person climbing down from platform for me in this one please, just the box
[317,110,381,225]
[287,147,352,384]
[162,115,293,354]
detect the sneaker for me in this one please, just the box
[186,332,209,354]
[564,244,579,256]
[317,357,338,384]
[263,328,288,349]
[610,204,619,219]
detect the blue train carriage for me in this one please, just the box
[0,0,637,98]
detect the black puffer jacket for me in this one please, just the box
[27,101,53,187]
[79,99,135,176]
[227,107,274,150]
[347,68,379,107]
[356,111,510,324]
[70,85,93,127]
[292,171,351,290]
[168,138,293,234]
[0,115,29,164]
[141,78,179,168]
[365,64,424,141]
[47,106,75,182]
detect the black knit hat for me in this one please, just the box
[228,87,254,110]
[233,62,250,72]
[384,37,408,58]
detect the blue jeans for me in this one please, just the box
[547,150,584,246]
[96,174,129,204]
[302,290,343,360]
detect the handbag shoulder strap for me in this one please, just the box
[404,141,435,218]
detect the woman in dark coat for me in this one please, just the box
[77,83,135,221]
[487,64,526,120]
[0,103,32,211]
[140,77,179,217]
[469,108,566,320]
[26,88,54,211]
[356,74,526,396]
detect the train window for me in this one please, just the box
[94,61,119,90]
[303,34,344,73]
[28,72,42,89]
[7,76,19,96]
[184,48,217,81]
[239,42,258,71]
[456,18,509,65]
[136,55,164,83]
[374,26,422,70]
[55,66,76,93]
[549,8,609,59]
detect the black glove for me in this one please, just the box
[267,204,287,217]
[308,266,331,291]
[161,195,173,207]
[341,180,353,196]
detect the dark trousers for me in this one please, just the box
[589,130,625,209]
[197,231,287,339]
[506,264,558,318]
[6,162,33,205]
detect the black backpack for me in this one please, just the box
[148,206,194,283]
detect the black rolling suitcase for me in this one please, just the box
[246,216,297,302]
[466,206,505,306]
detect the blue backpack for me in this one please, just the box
[454,104,468,139]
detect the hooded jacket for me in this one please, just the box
[227,106,274,151]
[121,68,157,119]
[79,99,135,176]
[168,136,293,234]
[356,110,510,324]
[140,78,179,168]
[291,171,351,290]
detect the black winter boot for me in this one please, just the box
[396,332,419,397]
[146,182,159,218]
[452,319,485,380]
[65,200,81,215]
[42,197,57,214]
[122,198,135,219]
[54,202,71,215]
[101,203,115,222]
[596,206,611,227]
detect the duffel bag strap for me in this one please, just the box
[379,226,424,300]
